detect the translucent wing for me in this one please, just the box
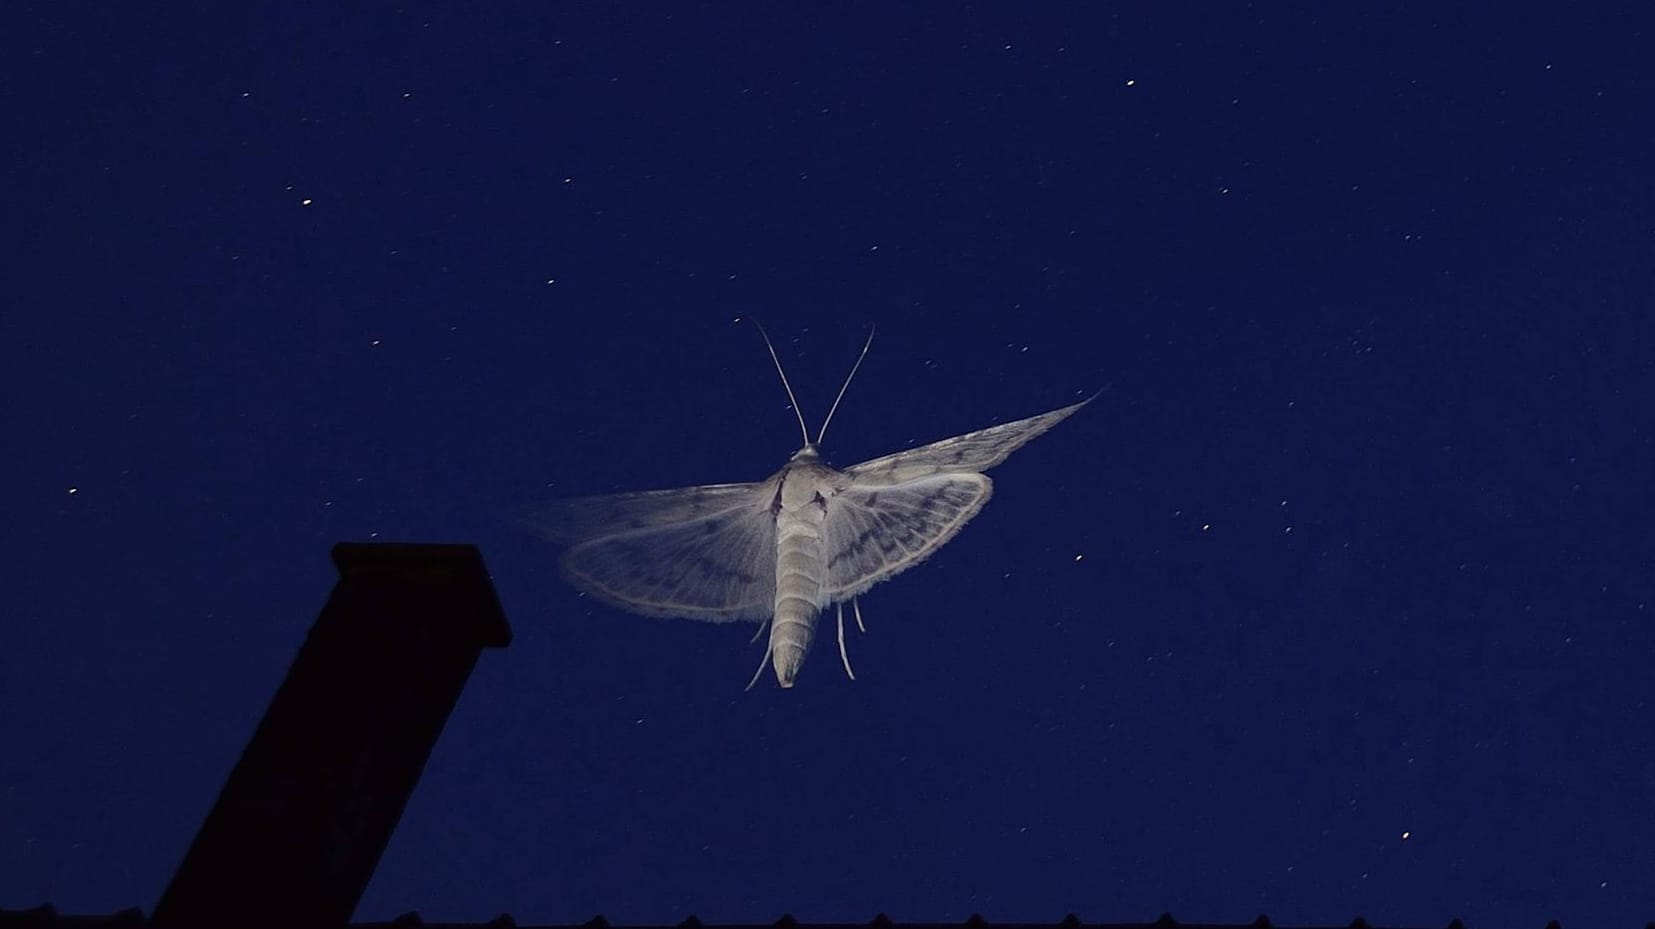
[521,482,763,544]
[843,397,1093,486]
[820,396,1092,597]
[822,473,993,598]
[520,479,779,622]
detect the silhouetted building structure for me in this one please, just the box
[150,543,510,929]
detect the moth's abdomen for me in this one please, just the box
[771,510,827,688]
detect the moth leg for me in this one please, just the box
[745,636,774,692]
[836,601,857,681]
[852,596,866,633]
[749,614,771,644]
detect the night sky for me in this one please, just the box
[4,5,1653,927]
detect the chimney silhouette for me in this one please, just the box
[151,543,511,928]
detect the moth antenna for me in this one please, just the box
[816,323,876,446]
[752,321,812,448]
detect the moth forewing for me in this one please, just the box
[842,398,1093,485]
[540,476,782,622]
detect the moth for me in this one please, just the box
[523,326,1090,688]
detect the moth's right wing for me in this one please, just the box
[821,472,994,600]
[820,395,1092,598]
[520,478,780,622]
[843,396,1092,486]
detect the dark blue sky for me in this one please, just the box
[4,4,1652,926]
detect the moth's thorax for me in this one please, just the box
[777,450,841,513]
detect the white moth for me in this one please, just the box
[524,326,1090,689]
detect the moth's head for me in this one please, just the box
[789,444,821,462]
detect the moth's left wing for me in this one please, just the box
[822,473,993,599]
[843,396,1092,486]
[521,482,763,544]
[521,479,780,622]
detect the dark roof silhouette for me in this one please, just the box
[0,909,1599,929]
